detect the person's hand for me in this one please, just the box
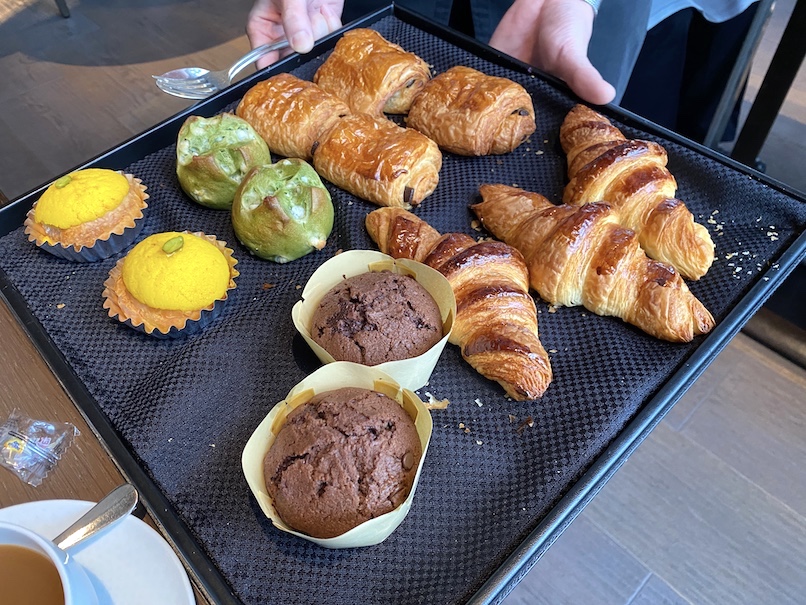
[489,0,615,105]
[247,0,344,68]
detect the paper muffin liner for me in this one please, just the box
[102,231,239,338]
[242,362,433,549]
[291,250,456,391]
[24,172,149,262]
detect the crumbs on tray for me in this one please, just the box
[423,391,449,409]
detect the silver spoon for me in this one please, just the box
[152,39,290,99]
[53,484,139,552]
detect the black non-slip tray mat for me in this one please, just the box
[2,12,806,605]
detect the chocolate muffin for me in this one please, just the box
[264,387,422,539]
[310,271,442,366]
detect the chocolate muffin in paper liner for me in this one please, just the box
[24,169,148,262]
[263,386,422,539]
[291,250,456,392]
[310,270,442,365]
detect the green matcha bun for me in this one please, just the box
[232,158,334,263]
[176,113,272,209]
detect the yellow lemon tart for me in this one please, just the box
[102,231,238,338]
[24,168,148,262]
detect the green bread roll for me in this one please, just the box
[176,113,272,210]
[232,158,334,263]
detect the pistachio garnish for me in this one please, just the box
[54,175,72,189]
[162,235,185,255]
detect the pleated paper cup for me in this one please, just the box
[102,231,239,338]
[242,362,433,549]
[24,172,148,262]
[291,250,455,391]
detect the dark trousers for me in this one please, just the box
[342,0,504,44]
[620,4,759,143]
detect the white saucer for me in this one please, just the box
[0,499,195,605]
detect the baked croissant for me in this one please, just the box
[406,66,536,155]
[314,28,431,117]
[472,184,715,343]
[236,73,350,160]
[366,207,552,400]
[560,104,715,280]
[313,113,442,208]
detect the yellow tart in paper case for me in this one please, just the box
[102,231,239,338]
[24,168,148,262]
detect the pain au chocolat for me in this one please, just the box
[313,28,431,117]
[407,66,536,155]
[236,73,350,160]
[312,113,442,208]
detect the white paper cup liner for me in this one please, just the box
[291,250,455,391]
[242,362,433,549]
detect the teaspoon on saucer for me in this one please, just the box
[53,484,139,551]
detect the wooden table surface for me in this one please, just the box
[0,297,207,604]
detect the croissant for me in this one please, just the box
[313,28,431,117]
[406,66,536,155]
[236,73,350,160]
[472,184,715,343]
[560,104,715,280]
[366,207,552,400]
[313,113,442,208]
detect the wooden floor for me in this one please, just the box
[0,2,804,605]
[504,333,806,605]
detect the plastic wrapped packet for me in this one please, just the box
[0,409,79,486]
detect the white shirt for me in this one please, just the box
[649,0,759,29]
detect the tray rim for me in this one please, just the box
[1,5,805,605]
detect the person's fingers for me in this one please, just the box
[321,3,342,33]
[280,0,316,53]
[564,61,616,105]
[246,0,277,48]
[247,0,288,68]
[254,47,287,70]
[310,11,330,42]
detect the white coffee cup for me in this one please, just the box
[0,521,98,605]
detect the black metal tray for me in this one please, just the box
[1,6,805,605]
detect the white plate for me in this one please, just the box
[0,499,195,605]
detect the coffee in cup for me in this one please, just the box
[0,543,64,604]
[0,521,98,605]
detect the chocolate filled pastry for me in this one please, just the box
[312,113,442,208]
[236,73,350,160]
[406,66,536,155]
[313,28,431,117]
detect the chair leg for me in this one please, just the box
[54,0,70,18]
[702,0,774,148]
